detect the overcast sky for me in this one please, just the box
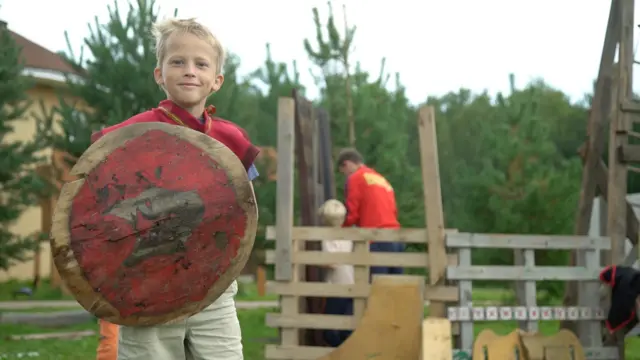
[2,0,638,105]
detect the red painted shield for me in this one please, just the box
[50,123,257,326]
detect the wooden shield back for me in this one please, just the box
[50,122,258,326]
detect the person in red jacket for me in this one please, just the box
[336,148,404,275]
[93,17,259,360]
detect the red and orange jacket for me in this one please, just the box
[343,165,400,229]
[91,100,260,170]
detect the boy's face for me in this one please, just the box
[154,33,224,113]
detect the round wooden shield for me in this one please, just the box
[50,122,258,326]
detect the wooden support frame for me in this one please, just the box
[605,1,634,358]
[447,232,614,359]
[265,102,456,359]
[417,106,449,319]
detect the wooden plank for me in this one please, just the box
[447,306,606,321]
[447,266,601,281]
[266,313,358,330]
[265,250,458,267]
[316,108,335,200]
[9,330,95,341]
[0,310,93,327]
[351,241,368,324]
[606,1,634,357]
[620,100,640,113]
[619,144,640,162]
[266,281,459,302]
[578,248,604,347]
[565,0,619,335]
[293,89,324,347]
[609,0,633,272]
[447,233,611,250]
[274,97,295,281]
[592,159,640,250]
[522,250,538,332]
[457,248,473,350]
[417,105,448,319]
[265,226,457,242]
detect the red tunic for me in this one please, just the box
[91,100,260,170]
[343,165,400,229]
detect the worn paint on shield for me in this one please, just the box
[68,129,247,317]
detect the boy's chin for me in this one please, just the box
[169,97,206,109]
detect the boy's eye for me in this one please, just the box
[170,59,184,65]
[197,62,209,68]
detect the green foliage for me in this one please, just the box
[41,0,167,160]
[0,26,50,270]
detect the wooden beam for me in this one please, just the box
[619,144,640,162]
[573,0,619,240]
[620,100,640,113]
[8,330,96,341]
[274,97,295,281]
[417,106,448,318]
[605,1,634,357]
[563,0,620,336]
[592,160,639,248]
[265,226,458,243]
[447,266,602,281]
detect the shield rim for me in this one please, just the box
[50,122,258,326]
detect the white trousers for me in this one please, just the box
[117,281,243,360]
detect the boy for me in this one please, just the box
[93,18,259,360]
[317,199,354,347]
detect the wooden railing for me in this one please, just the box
[445,232,617,360]
[264,225,459,359]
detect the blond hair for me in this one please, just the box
[151,18,226,74]
[318,199,347,227]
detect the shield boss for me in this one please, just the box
[50,122,257,326]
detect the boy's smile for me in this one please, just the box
[154,33,224,117]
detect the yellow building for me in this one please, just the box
[0,21,82,282]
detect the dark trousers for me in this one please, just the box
[323,297,353,347]
[370,241,405,276]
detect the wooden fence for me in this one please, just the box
[264,96,619,359]
[264,226,459,359]
[446,232,618,360]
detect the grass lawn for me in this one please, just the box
[3,281,640,359]
[0,309,640,360]
[0,308,277,360]
[3,306,640,360]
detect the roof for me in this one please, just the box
[4,23,78,75]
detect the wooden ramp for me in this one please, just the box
[317,275,424,360]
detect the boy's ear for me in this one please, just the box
[153,67,164,86]
[211,74,224,93]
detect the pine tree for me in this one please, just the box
[0,24,49,270]
[44,0,167,161]
[304,3,424,228]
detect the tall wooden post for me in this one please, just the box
[606,1,634,357]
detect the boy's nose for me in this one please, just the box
[184,63,197,75]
